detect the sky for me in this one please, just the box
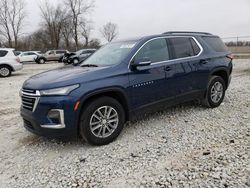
[25,0,250,43]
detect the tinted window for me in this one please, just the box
[190,39,201,55]
[46,51,53,55]
[135,38,169,63]
[0,50,8,57]
[202,36,228,52]
[56,51,66,54]
[28,52,36,55]
[167,37,200,59]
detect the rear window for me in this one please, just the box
[167,37,201,59]
[202,36,228,52]
[0,50,8,57]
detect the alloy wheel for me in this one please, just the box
[0,67,10,77]
[210,81,224,103]
[90,106,119,138]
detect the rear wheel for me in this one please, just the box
[79,97,125,145]
[38,58,46,64]
[0,65,12,77]
[202,76,226,108]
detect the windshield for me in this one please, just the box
[81,41,137,67]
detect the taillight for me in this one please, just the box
[16,57,21,63]
[226,54,234,60]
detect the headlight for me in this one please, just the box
[40,84,79,96]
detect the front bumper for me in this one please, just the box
[20,95,78,138]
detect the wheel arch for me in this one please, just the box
[210,68,229,89]
[76,87,130,135]
[0,64,14,71]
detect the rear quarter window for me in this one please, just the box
[0,50,8,57]
[202,36,228,52]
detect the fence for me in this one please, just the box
[221,36,250,58]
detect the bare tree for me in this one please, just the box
[40,1,68,49]
[0,0,26,48]
[62,17,74,49]
[64,0,94,49]
[100,22,118,42]
[80,20,93,47]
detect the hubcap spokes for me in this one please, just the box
[90,106,119,138]
[0,67,9,77]
[211,82,223,103]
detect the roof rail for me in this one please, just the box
[163,31,212,35]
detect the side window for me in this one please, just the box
[0,50,8,57]
[56,51,66,54]
[28,52,35,55]
[190,39,201,55]
[167,37,201,59]
[202,36,228,52]
[134,38,169,63]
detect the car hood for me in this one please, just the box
[23,65,106,90]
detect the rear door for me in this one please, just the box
[46,51,55,61]
[129,38,176,109]
[27,52,37,61]
[166,37,203,101]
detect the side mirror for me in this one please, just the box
[132,57,151,70]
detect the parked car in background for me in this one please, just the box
[35,50,68,64]
[62,49,96,65]
[0,48,23,77]
[15,51,22,56]
[19,51,41,63]
[20,32,233,145]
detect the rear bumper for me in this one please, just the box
[12,63,23,71]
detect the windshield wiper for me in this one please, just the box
[81,64,99,67]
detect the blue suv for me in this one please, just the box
[20,31,233,145]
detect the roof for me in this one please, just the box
[0,48,15,51]
[114,31,215,44]
[162,31,213,36]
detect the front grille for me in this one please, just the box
[21,89,40,112]
[22,88,36,94]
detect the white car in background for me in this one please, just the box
[19,51,41,63]
[0,48,23,77]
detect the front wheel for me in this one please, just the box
[202,76,226,108]
[0,65,12,77]
[79,97,125,145]
[38,58,46,64]
[72,58,79,65]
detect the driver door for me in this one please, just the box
[128,38,176,109]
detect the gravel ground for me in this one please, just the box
[0,60,249,188]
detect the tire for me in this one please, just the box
[0,65,12,77]
[202,76,226,108]
[39,58,46,64]
[79,97,125,145]
[72,58,79,65]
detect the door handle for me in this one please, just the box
[200,59,208,65]
[165,66,172,71]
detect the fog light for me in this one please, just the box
[48,110,62,124]
[41,109,65,129]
